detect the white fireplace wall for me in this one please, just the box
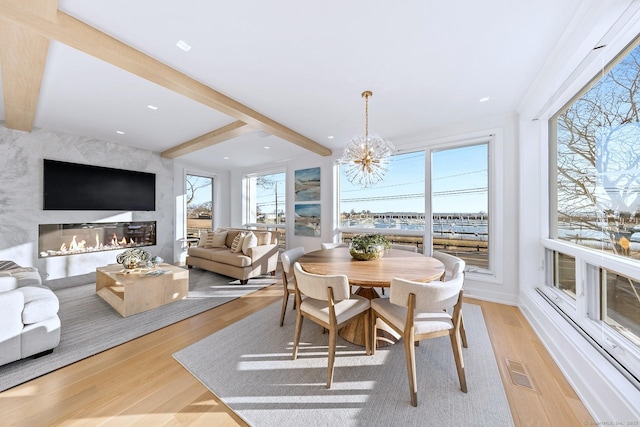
[0,124,174,287]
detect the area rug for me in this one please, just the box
[0,268,277,392]
[173,301,514,427]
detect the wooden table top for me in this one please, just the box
[298,247,445,287]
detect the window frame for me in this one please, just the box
[242,167,287,232]
[183,169,217,233]
[543,32,640,386]
[336,131,503,283]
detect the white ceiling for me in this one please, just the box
[1,0,583,171]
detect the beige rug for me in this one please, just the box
[173,301,514,426]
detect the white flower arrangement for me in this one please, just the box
[116,248,150,269]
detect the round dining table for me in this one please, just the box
[298,246,445,347]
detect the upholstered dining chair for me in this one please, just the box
[370,273,467,407]
[431,251,468,347]
[390,243,418,253]
[321,242,343,250]
[292,262,371,388]
[279,247,306,327]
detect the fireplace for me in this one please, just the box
[38,221,156,258]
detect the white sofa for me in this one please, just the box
[0,263,61,367]
[186,228,279,284]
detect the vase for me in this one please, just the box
[349,244,384,261]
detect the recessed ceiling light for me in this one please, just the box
[479,97,490,103]
[223,156,229,160]
[328,136,334,139]
[116,130,125,135]
[264,146,270,150]
[147,104,158,110]
[176,40,191,52]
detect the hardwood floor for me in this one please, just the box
[0,272,595,426]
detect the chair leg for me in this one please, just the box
[371,311,377,355]
[363,309,371,355]
[450,330,467,393]
[327,325,337,388]
[279,291,289,327]
[292,311,304,360]
[404,333,418,407]
[460,313,468,348]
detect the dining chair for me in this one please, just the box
[321,242,343,250]
[292,262,371,388]
[431,251,468,347]
[390,243,418,253]
[370,273,467,407]
[279,247,306,327]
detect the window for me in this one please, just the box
[551,39,640,260]
[338,151,426,250]
[186,174,214,238]
[244,171,286,245]
[547,35,640,384]
[432,143,489,271]
[337,143,496,273]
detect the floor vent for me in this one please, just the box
[505,358,536,391]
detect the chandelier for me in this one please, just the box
[341,91,395,188]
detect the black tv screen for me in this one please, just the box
[43,159,156,211]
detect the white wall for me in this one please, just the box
[0,125,175,288]
[517,1,640,422]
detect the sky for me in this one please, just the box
[340,144,488,215]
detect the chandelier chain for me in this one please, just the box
[364,91,370,138]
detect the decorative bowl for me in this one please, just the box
[349,248,384,261]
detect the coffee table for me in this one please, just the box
[96,263,189,317]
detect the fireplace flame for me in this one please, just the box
[39,221,156,258]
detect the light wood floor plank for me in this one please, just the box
[0,271,594,426]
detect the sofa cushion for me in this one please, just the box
[210,231,227,247]
[197,230,208,247]
[187,246,228,261]
[208,250,253,268]
[225,229,243,248]
[242,232,258,255]
[0,276,18,292]
[19,286,59,325]
[254,231,272,246]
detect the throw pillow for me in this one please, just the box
[197,230,209,247]
[211,231,228,248]
[242,231,258,255]
[230,232,246,253]
[254,231,272,246]
[203,231,216,248]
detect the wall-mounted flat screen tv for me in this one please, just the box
[43,159,156,211]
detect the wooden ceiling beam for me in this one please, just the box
[0,0,57,131]
[0,2,332,157]
[161,120,253,159]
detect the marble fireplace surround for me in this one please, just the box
[39,221,157,258]
[0,125,175,287]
